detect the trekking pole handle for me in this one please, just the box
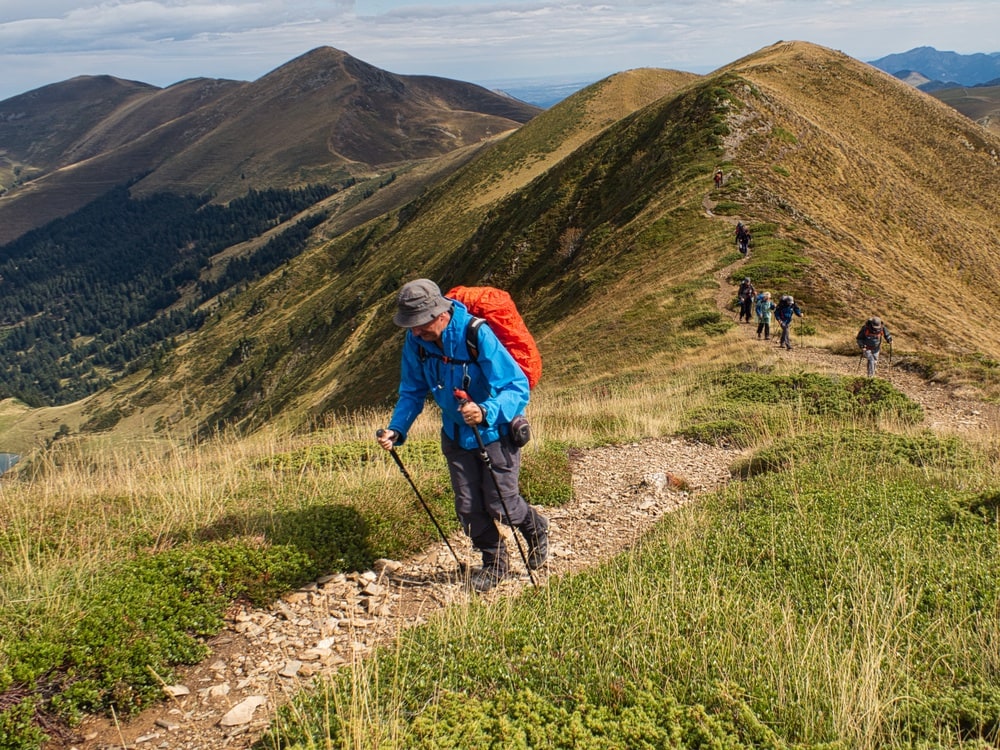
[454,389,488,428]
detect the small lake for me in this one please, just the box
[0,453,20,475]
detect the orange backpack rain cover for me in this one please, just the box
[447,286,542,389]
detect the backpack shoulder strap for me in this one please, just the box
[466,317,485,361]
[414,319,483,364]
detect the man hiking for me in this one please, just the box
[376,279,549,592]
[774,295,803,350]
[857,316,893,377]
[737,277,756,323]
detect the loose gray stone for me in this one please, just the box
[218,695,267,726]
[278,660,302,678]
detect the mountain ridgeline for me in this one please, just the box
[2,41,1000,450]
[0,46,541,246]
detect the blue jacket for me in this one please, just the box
[774,300,802,325]
[388,301,530,450]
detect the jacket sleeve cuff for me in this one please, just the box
[481,402,497,427]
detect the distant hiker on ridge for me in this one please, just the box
[735,222,751,255]
[714,168,724,188]
[857,316,893,377]
[737,277,756,323]
[376,279,549,593]
[774,295,803,350]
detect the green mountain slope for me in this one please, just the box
[7,41,1000,453]
[26,67,698,446]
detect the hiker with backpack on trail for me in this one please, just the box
[376,279,549,593]
[755,291,775,340]
[857,316,893,377]
[738,277,756,323]
[774,295,803,350]
[714,168,723,188]
[735,222,751,255]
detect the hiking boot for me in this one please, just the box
[524,514,549,570]
[469,566,512,593]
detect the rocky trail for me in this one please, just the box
[61,206,999,750]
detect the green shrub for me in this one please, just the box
[734,429,978,479]
[0,695,46,750]
[0,539,317,736]
[678,370,923,453]
[677,418,757,448]
[710,368,923,422]
[681,309,732,337]
[521,442,573,506]
[712,200,742,215]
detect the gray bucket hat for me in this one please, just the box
[393,279,452,328]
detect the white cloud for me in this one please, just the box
[0,0,997,101]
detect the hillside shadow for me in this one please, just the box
[188,503,377,581]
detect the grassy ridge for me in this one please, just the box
[261,381,1000,750]
[2,360,998,747]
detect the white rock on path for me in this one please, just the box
[218,696,267,727]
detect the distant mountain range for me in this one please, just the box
[868,46,1000,88]
[488,79,599,109]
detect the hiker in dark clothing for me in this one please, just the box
[376,279,549,593]
[857,316,893,377]
[735,222,751,255]
[714,168,723,188]
[774,295,803,350]
[755,291,774,340]
[737,277,756,323]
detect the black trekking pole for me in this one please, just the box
[376,429,462,569]
[453,389,538,588]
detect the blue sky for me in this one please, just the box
[0,0,996,102]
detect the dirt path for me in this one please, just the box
[61,202,999,750]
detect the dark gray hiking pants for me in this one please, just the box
[442,432,538,570]
[779,321,792,348]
